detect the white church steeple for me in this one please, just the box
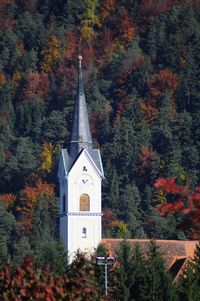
[58,56,104,261]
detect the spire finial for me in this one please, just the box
[78,55,82,66]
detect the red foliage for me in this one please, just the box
[0,258,104,300]
[141,69,178,122]
[96,28,116,67]
[140,0,180,16]
[113,54,143,124]
[154,178,200,239]
[23,70,50,101]
[63,30,78,60]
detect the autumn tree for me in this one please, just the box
[41,36,62,73]
[154,178,200,239]
[39,141,55,174]
[0,257,105,300]
[17,179,55,231]
[23,70,49,101]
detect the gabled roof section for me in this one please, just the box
[88,148,104,178]
[59,148,104,179]
[101,239,198,281]
[69,55,93,159]
[57,149,70,178]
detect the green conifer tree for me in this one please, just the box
[142,241,177,301]
[178,242,200,301]
[111,240,134,301]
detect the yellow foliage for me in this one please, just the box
[155,189,167,205]
[81,25,94,40]
[159,159,165,170]
[41,36,62,73]
[112,220,129,238]
[174,165,187,182]
[0,73,6,86]
[80,0,100,41]
[39,142,55,173]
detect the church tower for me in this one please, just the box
[58,56,104,260]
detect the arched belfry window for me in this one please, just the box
[80,194,90,211]
[63,194,66,213]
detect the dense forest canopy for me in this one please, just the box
[0,0,200,266]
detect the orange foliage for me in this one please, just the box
[0,73,6,86]
[0,193,16,208]
[63,30,77,60]
[117,8,136,46]
[140,100,159,122]
[148,69,179,99]
[16,41,24,56]
[154,178,200,239]
[141,69,178,122]
[100,0,116,20]
[17,179,55,230]
[139,145,156,171]
[12,70,21,91]
[23,70,49,100]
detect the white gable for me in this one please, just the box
[68,149,102,180]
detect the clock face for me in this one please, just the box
[76,175,93,187]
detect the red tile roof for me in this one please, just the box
[101,239,198,281]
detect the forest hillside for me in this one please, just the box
[0,0,200,266]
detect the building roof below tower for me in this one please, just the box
[101,238,198,281]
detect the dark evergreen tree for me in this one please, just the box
[0,203,16,267]
[119,183,142,236]
[178,242,200,301]
[31,196,68,274]
[111,240,135,301]
[142,241,177,301]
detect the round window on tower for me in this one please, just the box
[80,194,90,211]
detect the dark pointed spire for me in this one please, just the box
[69,55,93,158]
